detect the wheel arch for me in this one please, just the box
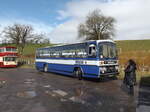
[43,63,48,72]
[73,66,84,75]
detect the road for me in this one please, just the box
[0,68,138,112]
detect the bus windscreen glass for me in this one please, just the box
[6,48,17,52]
[4,57,16,61]
[99,43,117,58]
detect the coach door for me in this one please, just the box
[88,44,96,58]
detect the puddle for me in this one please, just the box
[24,81,32,84]
[28,71,35,73]
[31,103,47,112]
[24,78,35,84]
[69,87,86,104]
[74,87,84,97]
[17,91,37,98]
[0,80,6,84]
[46,90,68,97]
[52,90,68,97]
[24,78,37,88]
[137,105,150,112]
[60,98,67,102]
[119,107,124,112]
[0,80,6,88]
[69,96,85,104]
[45,91,56,97]
[97,101,102,106]
[43,85,51,88]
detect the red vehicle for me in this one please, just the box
[0,46,18,67]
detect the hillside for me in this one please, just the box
[22,43,53,57]
[116,39,150,68]
[116,39,150,52]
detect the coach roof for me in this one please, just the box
[37,40,114,50]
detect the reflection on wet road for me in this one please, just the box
[137,76,150,112]
[0,68,138,112]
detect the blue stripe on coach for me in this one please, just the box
[35,61,100,78]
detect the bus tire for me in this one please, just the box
[44,64,48,72]
[74,68,82,80]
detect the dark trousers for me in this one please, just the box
[133,74,136,84]
[123,73,134,95]
[129,85,134,95]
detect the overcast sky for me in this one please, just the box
[0,0,150,43]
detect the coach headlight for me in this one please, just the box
[116,60,119,64]
[103,67,107,71]
[100,55,103,58]
[100,67,106,73]
[115,66,119,70]
[99,61,104,65]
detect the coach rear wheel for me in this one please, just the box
[44,64,48,72]
[74,68,83,80]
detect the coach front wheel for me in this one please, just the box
[44,64,48,72]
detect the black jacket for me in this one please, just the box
[124,64,136,86]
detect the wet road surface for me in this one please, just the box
[0,68,138,112]
[137,76,150,112]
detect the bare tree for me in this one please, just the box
[2,23,51,54]
[3,24,33,54]
[28,33,50,44]
[42,38,50,44]
[78,9,116,40]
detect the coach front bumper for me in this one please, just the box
[99,65,119,76]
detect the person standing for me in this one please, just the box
[123,59,137,95]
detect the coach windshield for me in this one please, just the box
[99,43,117,58]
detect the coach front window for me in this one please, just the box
[99,43,117,58]
[89,44,96,57]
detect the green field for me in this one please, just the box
[115,39,150,67]
[116,39,150,52]
[22,43,53,57]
